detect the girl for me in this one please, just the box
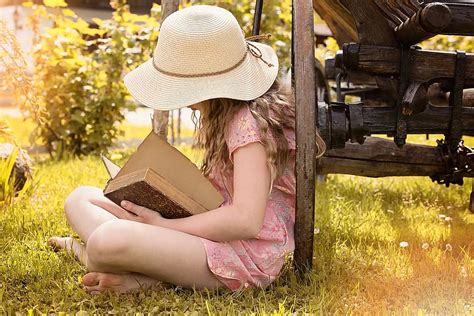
[48,5,326,294]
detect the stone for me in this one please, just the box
[0,143,33,193]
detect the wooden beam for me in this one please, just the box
[343,44,474,87]
[342,0,398,47]
[292,0,317,275]
[152,0,180,139]
[361,104,474,135]
[318,136,474,177]
[312,0,358,46]
[438,2,474,36]
[395,3,452,46]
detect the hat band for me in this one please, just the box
[152,49,248,78]
[151,34,274,78]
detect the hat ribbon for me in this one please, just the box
[151,33,275,78]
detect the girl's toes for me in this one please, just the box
[82,272,101,287]
[48,236,65,251]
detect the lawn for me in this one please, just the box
[0,115,473,314]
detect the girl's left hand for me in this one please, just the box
[119,200,164,226]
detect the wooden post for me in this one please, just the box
[292,0,317,275]
[152,0,180,139]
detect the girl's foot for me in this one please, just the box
[82,271,171,295]
[48,236,88,266]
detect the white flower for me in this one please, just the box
[400,241,409,248]
[422,242,429,250]
[445,244,453,251]
[438,214,446,220]
[444,216,452,222]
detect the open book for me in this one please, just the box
[101,131,225,219]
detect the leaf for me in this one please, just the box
[62,9,76,17]
[91,18,103,26]
[43,0,67,8]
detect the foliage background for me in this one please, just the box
[25,0,161,159]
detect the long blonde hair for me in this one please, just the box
[191,77,326,193]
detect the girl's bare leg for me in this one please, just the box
[48,185,178,292]
[63,185,122,241]
[82,218,227,293]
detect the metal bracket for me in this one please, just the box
[335,72,347,103]
[329,102,349,148]
[430,139,474,187]
[446,50,466,152]
[348,102,366,144]
[395,46,417,148]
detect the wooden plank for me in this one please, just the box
[395,3,453,46]
[312,0,358,46]
[319,136,474,177]
[343,44,474,87]
[292,0,317,275]
[152,0,180,139]
[342,0,398,46]
[393,2,474,45]
[442,3,474,36]
[358,104,474,135]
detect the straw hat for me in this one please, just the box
[123,5,279,111]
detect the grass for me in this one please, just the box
[0,115,473,314]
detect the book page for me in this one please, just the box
[101,154,122,179]
[114,131,224,210]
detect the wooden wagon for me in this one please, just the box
[292,0,474,275]
[107,0,473,277]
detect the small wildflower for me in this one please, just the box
[421,242,429,250]
[386,209,394,213]
[438,214,446,220]
[444,216,452,222]
[400,241,409,248]
[445,243,453,251]
[314,227,320,234]
[460,266,468,278]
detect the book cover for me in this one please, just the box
[102,131,225,219]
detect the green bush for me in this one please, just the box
[26,0,160,159]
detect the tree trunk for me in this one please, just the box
[152,0,180,139]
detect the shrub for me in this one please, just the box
[0,19,44,141]
[25,0,160,159]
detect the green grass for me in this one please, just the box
[0,116,473,314]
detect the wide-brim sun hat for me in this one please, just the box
[123,4,279,111]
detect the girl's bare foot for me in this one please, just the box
[48,236,88,266]
[82,271,171,295]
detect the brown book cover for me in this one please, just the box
[102,131,225,219]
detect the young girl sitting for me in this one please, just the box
[48,4,326,294]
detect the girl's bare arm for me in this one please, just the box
[150,142,271,242]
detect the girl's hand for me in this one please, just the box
[119,200,165,226]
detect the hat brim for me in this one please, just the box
[123,41,279,111]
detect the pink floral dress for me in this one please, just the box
[197,104,296,292]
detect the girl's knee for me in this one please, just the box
[86,219,130,265]
[64,185,102,217]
